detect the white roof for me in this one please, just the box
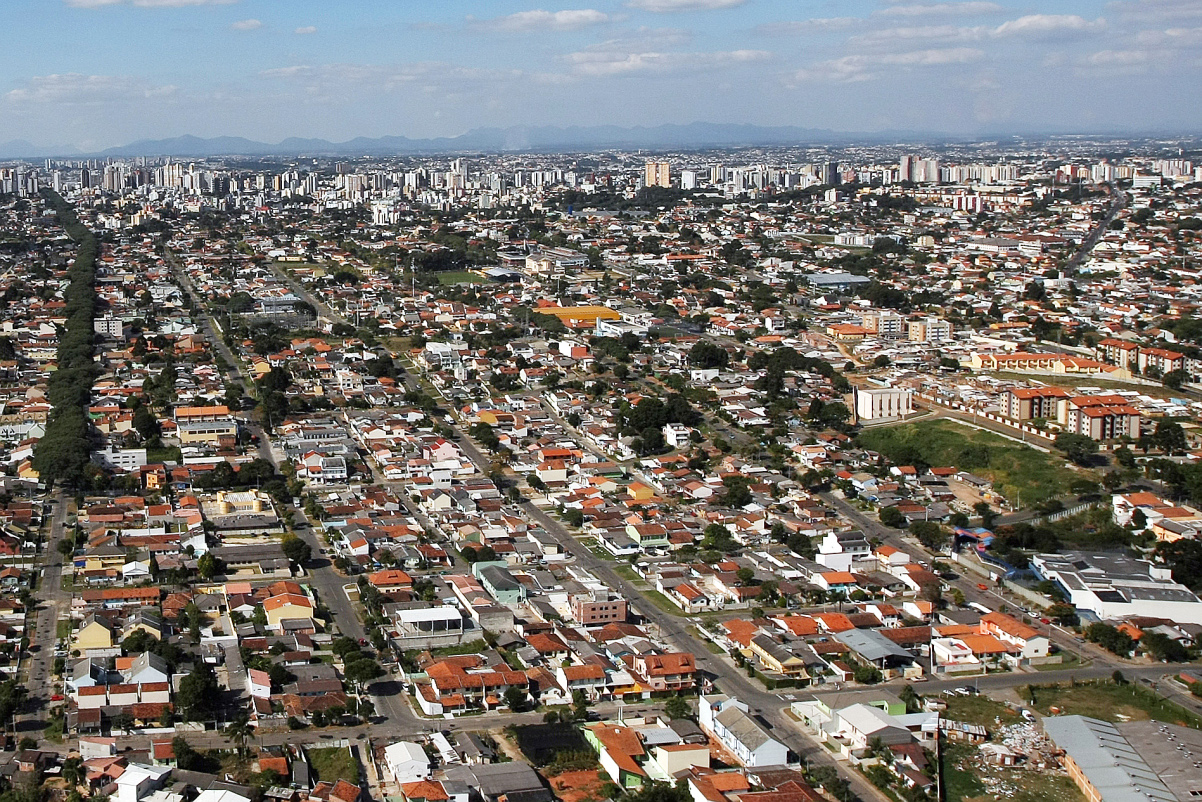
[384,740,428,765]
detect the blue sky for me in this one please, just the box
[1,0,1198,150]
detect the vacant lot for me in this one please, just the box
[943,694,1021,729]
[858,419,1091,507]
[511,723,592,766]
[1031,681,1202,728]
[546,769,612,802]
[944,742,1083,802]
[305,747,360,785]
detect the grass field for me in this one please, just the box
[641,589,686,617]
[857,418,1092,506]
[436,270,488,285]
[56,620,72,639]
[275,261,328,273]
[1031,681,1202,727]
[613,565,640,582]
[305,747,360,785]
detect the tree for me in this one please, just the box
[1155,419,1189,455]
[176,663,219,720]
[1055,432,1099,466]
[736,567,755,586]
[854,664,883,684]
[504,685,528,712]
[173,736,206,771]
[1084,622,1135,656]
[664,695,691,720]
[898,684,922,713]
[197,553,221,580]
[224,713,253,756]
[281,534,312,565]
[1142,631,1189,662]
[1164,369,1189,390]
[1047,603,1078,625]
[133,405,161,440]
[343,655,384,689]
[1114,445,1137,469]
[879,505,904,528]
[572,688,591,720]
[909,520,947,551]
[973,501,997,529]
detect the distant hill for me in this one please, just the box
[83,122,951,158]
[0,139,82,159]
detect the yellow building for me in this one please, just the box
[74,615,115,651]
[263,593,315,630]
[177,420,239,445]
[537,306,620,329]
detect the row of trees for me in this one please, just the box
[33,191,100,486]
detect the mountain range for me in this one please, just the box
[0,122,961,160]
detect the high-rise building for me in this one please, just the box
[644,161,671,188]
[821,161,840,186]
[899,155,915,183]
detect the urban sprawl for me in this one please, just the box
[1,139,1202,802]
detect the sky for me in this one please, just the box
[1,0,1199,151]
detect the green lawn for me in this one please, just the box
[146,447,182,464]
[56,620,72,639]
[305,747,360,785]
[640,590,686,617]
[1031,681,1202,727]
[274,261,328,273]
[436,271,489,285]
[857,418,1093,507]
[613,565,640,582]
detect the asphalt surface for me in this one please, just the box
[25,490,70,733]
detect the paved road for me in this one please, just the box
[817,491,1127,668]
[1065,182,1129,273]
[168,250,418,732]
[25,491,71,733]
[443,430,891,802]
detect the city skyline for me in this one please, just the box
[1,0,1199,152]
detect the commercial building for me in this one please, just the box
[1042,716,1176,802]
[855,387,913,422]
[1031,551,1202,625]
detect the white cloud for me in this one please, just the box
[794,47,984,83]
[566,47,769,76]
[992,14,1107,37]
[755,18,858,35]
[65,0,236,7]
[1107,0,1202,22]
[626,0,746,12]
[472,9,610,32]
[231,18,261,30]
[876,2,1003,17]
[1073,48,1153,76]
[1136,25,1202,46]
[6,73,177,103]
[294,26,317,35]
[849,24,985,47]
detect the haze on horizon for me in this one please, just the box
[1,0,1197,152]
